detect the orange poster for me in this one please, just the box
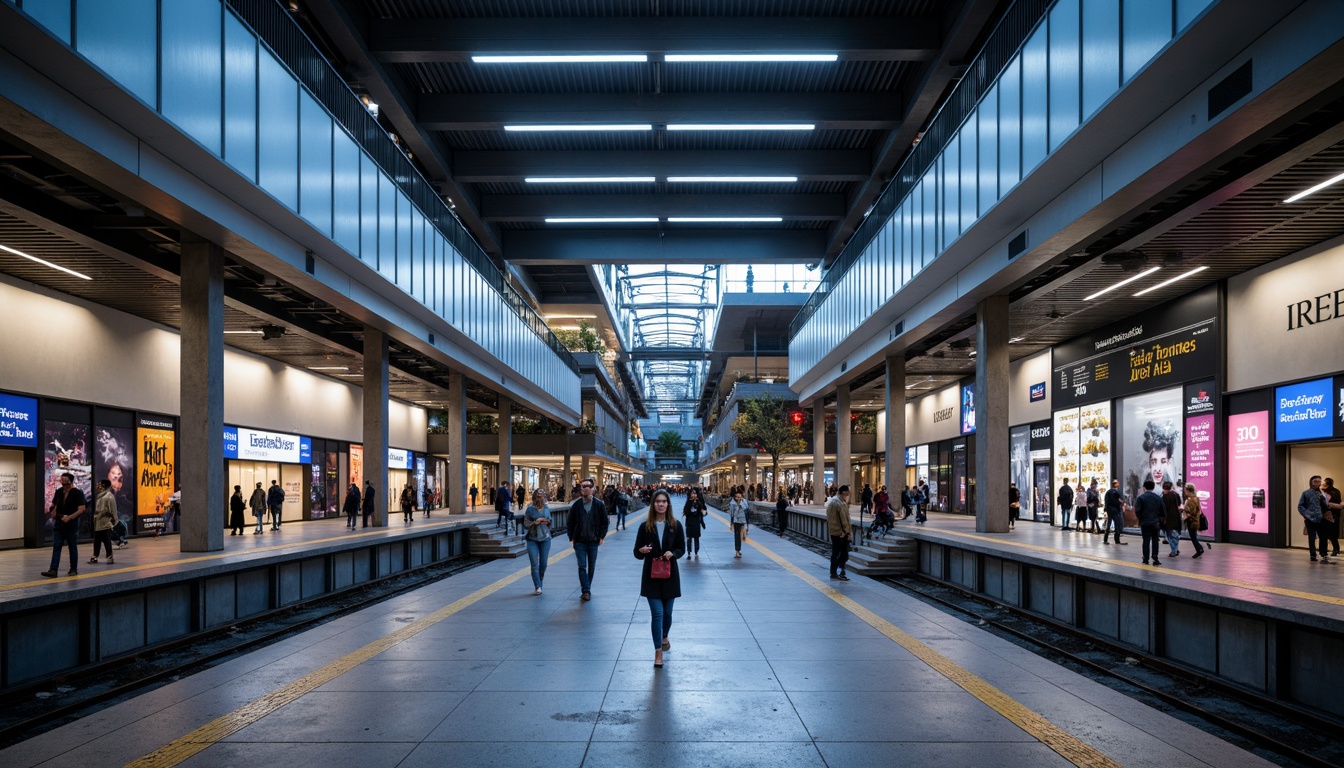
[349,444,363,491]
[137,427,175,524]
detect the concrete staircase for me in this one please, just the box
[846,534,917,576]
[468,524,527,559]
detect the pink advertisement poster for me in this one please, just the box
[1184,414,1216,538]
[1227,411,1269,534]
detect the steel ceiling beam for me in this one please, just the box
[369,16,941,63]
[629,348,713,361]
[504,229,824,264]
[454,150,871,182]
[483,194,844,221]
[421,92,900,130]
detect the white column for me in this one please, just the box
[975,295,1011,533]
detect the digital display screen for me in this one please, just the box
[960,383,976,435]
[1184,413,1216,538]
[1275,378,1332,441]
[1228,411,1269,534]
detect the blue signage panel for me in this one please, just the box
[299,437,312,464]
[960,383,976,435]
[0,392,38,447]
[1029,382,1046,402]
[905,447,917,467]
[223,425,239,459]
[1275,378,1333,442]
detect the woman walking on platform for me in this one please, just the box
[523,489,552,594]
[728,489,749,558]
[634,489,685,668]
[682,487,707,558]
[229,485,246,536]
[400,484,415,524]
[1182,483,1206,559]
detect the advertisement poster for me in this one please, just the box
[94,426,136,535]
[137,425,176,527]
[309,461,326,519]
[45,420,92,536]
[1053,285,1217,409]
[1076,402,1112,487]
[1275,377,1332,441]
[960,383,976,434]
[1184,414,1216,538]
[0,451,22,540]
[1009,425,1031,512]
[1053,407,1080,490]
[415,456,427,508]
[0,392,38,447]
[1120,388,1182,504]
[324,451,339,516]
[1228,411,1269,534]
[349,444,363,491]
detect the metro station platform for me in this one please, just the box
[772,503,1344,716]
[0,499,1271,768]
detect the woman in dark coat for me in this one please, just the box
[634,489,685,668]
[682,487,707,559]
[229,485,246,535]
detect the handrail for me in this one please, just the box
[789,0,1051,340]
[226,0,578,374]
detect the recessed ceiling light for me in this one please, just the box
[0,243,92,280]
[545,217,660,223]
[308,365,349,371]
[1133,266,1209,297]
[1283,171,1344,203]
[525,177,655,183]
[1083,266,1161,302]
[666,124,814,131]
[665,54,838,63]
[667,217,783,223]
[472,54,648,63]
[223,330,265,335]
[504,124,652,132]
[666,176,798,183]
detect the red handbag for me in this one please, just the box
[650,558,671,579]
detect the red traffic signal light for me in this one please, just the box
[790,411,804,425]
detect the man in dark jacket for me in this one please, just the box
[1057,480,1075,529]
[1160,481,1183,557]
[1102,479,1128,545]
[343,483,361,529]
[567,477,608,601]
[267,480,285,531]
[1134,480,1165,566]
[495,482,512,528]
[362,481,376,528]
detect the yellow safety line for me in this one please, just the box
[123,538,590,768]
[2,519,471,592]
[930,528,1344,608]
[709,510,1123,768]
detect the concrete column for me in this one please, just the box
[884,355,906,498]
[748,455,758,489]
[363,325,389,527]
[580,455,591,484]
[812,400,825,501]
[497,397,512,489]
[446,372,468,515]
[179,240,224,552]
[975,295,1011,533]
[836,386,852,493]
[562,432,572,500]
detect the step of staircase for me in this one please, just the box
[468,524,527,558]
[846,536,917,576]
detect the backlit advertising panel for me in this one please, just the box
[137,422,175,527]
[1076,402,1112,488]
[1275,377,1332,441]
[1228,411,1269,534]
[1183,380,1217,539]
[0,392,38,447]
[960,383,975,435]
[1053,407,1080,490]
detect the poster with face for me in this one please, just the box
[45,420,93,535]
[1120,388,1182,502]
[94,426,136,533]
[137,426,175,528]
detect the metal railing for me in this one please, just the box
[789,0,1051,339]
[227,0,578,374]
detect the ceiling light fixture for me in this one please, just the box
[308,365,349,371]
[472,54,647,63]
[546,314,598,320]
[666,123,814,131]
[665,53,838,63]
[504,124,652,132]
[0,243,92,280]
[1009,336,1024,343]
[1283,170,1344,203]
[1133,265,1209,297]
[667,217,783,223]
[666,176,798,183]
[526,177,655,183]
[1082,266,1161,302]
[223,330,265,335]
[545,217,659,224]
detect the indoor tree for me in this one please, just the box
[730,394,806,497]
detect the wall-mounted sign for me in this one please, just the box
[1028,420,1052,453]
[960,383,976,435]
[1337,376,1344,438]
[1275,377,1332,442]
[905,447,917,467]
[137,424,175,524]
[228,426,303,463]
[388,449,412,469]
[1228,410,1269,534]
[1029,382,1046,402]
[0,392,38,448]
[1052,286,1217,408]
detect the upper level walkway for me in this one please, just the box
[0,497,1271,768]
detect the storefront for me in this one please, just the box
[224,425,310,524]
[1010,420,1054,522]
[1226,237,1344,548]
[1050,285,1219,530]
[904,381,975,515]
[0,391,38,547]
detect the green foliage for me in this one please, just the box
[853,413,877,434]
[466,414,497,435]
[653,430,685,456]
[574,418,598,435]
[731,395,806,496]
[552,321,608,355]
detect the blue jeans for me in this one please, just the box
[574,541,600,594]
[1104,512,1124,540]
[1164,528,1182,554]
[616,505,627,528]
[1305,519,1328,559]
[50,525,77,572]
[647,597,675,648]
[526,538,551,588]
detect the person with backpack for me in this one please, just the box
[1182,483,1206,559]
[1057,479,1074,529]
[682,488,707,558]
[1161,481,1183,557]
[400,483,415,524]
[1086,480,1101,534]
[249,482,267,534]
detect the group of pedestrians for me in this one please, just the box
[1058,476,1210,566]
[1298,476,1343,563]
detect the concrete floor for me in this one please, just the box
[0,497,1275,768]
